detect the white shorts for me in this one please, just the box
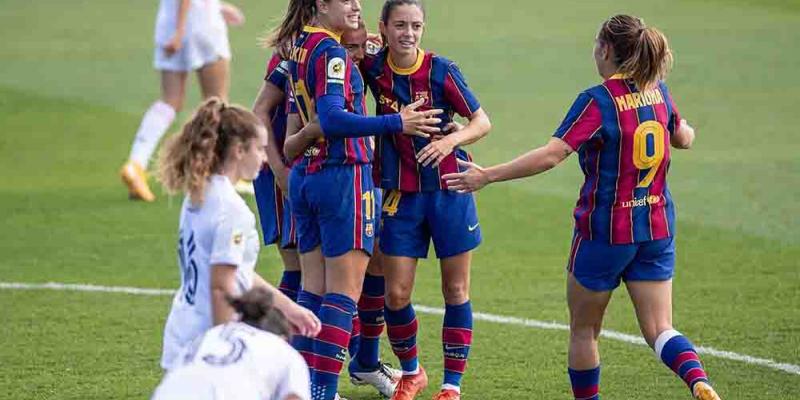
[153,0,230,72]
[154,28,231,72]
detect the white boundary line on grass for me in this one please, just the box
[3,281,799,376]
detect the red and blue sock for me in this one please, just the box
[385,303,419,374]
[292,290,322,372]
[278,270,301,302]
[311,293,356,400]
[349,313,361,359]
[655,330,709,392]
[442,301,473,392]
[354,274,385,370]
[568,366,600,400]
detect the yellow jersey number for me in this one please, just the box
[632,121,666,188]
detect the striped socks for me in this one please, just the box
[311,293,356,400]
[568,366,600,400]
[385,303,419,374]
[278,270,301,302]
[292,290,322,372]
[655,329,709,392]
[442,301,473,392]
[355,274,385,370]
[349,313,361,359]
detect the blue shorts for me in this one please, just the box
[379,190,481,259]
[289,164,376,258]
[253,168,296,248]
[567,232,675,292]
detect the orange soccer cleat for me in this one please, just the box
[693,382,721,400]
[390,366,428,400]
[120,160,155,202]
[431,389,460,400]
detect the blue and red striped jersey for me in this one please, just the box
[264,52,290,163]
[361,49,481,192]
[553,74,681,244]
[287,26,372,173]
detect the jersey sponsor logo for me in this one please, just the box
[327,57,346,84]
[379,94,399,112]
[620,194,662,209]
[233,232,243,245]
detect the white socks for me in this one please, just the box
[129,101,176,168]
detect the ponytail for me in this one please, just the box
[265,0,317,54]
[599,15,673,91]
[158,97,262,204]
[228,288,291,338]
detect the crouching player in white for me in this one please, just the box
[157,97,320,371]
[121,0,246,202]
[152,288,310,400]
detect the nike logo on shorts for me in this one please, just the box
[468,223,479,232]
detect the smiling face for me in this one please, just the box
[317,0,362,32]
[380,3,425,59]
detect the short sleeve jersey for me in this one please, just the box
[264,52,291,162]
[287,26,372,173]
[161,175,260,370]
[361,49,481,192]
[552,75,681,244]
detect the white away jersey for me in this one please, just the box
[152,322,310,400]
[155,0,226,45]
[161,175,260,370]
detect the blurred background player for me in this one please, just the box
[120,0,245,202]
[359,1,492,399]
[443,14,721,400]
[151,288,311,400]
[269,0,443,399]
[156,97,320,372]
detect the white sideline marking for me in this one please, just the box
[3,281,799,376]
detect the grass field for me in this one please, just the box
[1,0,798,399]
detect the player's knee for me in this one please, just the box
[569,324,598,343]
[385,286,412,310]
[441,281,469,304]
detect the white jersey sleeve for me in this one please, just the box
[274,350,311,400]
[209,206,248,267]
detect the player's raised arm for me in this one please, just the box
[443,137,573,193]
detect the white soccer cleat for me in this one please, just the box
[349,362,401,397]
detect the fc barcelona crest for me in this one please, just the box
[414,91,430,105]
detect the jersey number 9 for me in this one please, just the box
[632,121,666,188]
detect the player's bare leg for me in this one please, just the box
[627,280,720,400]
[384,255,427,400]
[121,70,186,202]
[432,252,472,400]
[567,273,612,400]
[196,58,230,101]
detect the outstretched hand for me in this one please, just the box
[284,302,321,337]
[442,159,491,193]
[400,98,443,138]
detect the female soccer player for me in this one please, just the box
[151,288,311,400]
[268,1,442,399]
[443,15,721,400]
[251,51,302,303]
[120,0,244,202]
[359,2,492,399]
[157,97,320,372]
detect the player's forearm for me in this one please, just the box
[211,288,235,325]
[448,109,491,147]
[175,0,191,34]
[671,120,695,149]
[317,95,402,138]
[252,273,294,316]
[284,128,320,161]
[486,140,568,183]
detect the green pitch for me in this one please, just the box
[0,0,798,399]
